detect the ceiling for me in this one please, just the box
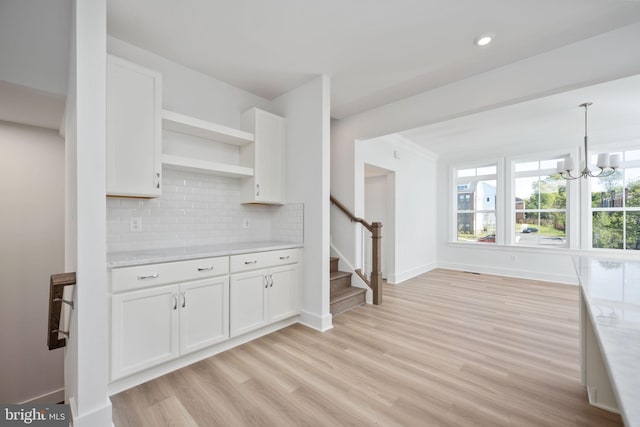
[107,0,640,119]
[399,74,640,158]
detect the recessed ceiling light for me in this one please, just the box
[474,34,494,47]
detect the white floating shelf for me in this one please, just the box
[162,154,254,178]
[162,110,254,146]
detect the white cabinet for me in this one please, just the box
[229,250,299,338]
[110,256,229,380]
[240,108,286,204]
[229,270,268,337]
[268,265,298,322]
[179,277,229,355]
[111,285,179,380]
[106,55,162,197]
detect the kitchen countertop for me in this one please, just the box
[574,256,640,427]
[108,241,303,268]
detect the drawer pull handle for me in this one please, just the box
[264,275,269,288]
[172,294,177,310]
[182,291,186,308]
[244,260,258,265]
[197,266,214,271]
[137,274,159,280]
[279,256,290,260]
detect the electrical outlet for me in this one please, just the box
[243,218,250,229]
[130,217,142,232]
[510,255,518,262]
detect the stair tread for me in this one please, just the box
[330,286,366,304]
[330,270,352,281]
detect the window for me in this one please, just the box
[455,164,497,243]
[591,149,640,250]
[513,157,567,247]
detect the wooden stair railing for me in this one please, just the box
[330,195,382,304]
[48,272,76,350]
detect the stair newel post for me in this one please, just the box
[371,222,383,305]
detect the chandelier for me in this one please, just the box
[556,102,621,180]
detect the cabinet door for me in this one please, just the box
[111,285,178,380]
[107,55,162,197]
[268,264,299,322]
[179,277,229,355]
[229,270,268,337]
[240,108,285,204]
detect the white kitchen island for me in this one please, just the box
[574,257,640,427]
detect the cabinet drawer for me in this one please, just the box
[230,249,298,273]
[229,251,272,273]
[112,256,229,293]
[264,249,299,266]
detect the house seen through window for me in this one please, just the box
[456,165,497,243]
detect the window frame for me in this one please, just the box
[451,159,504,245]
[586,146,640,251]
[510,154,571,249]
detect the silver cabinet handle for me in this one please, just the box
[270,274,274,288]
[181,291,186,308]
[197,266,214,271]
[244,260,258,265]
[138,274,159,280]
[156,172,161,189]
[172,293,177,310]
[264,275,269,289]
[279,256,290,260]
[256,183,260,197]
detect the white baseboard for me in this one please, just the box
[19,388,65,404]
[389,262,437,284]
[69,396,113,427]
[298,310,333,332]
[437,261,577,285]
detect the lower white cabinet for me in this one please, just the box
[230,263,298,337]
[110,248,300,383]
[111,277,229,381]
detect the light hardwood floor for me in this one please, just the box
[111,269,622,427]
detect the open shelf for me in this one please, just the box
[162,110,254,146]
[162,154,254,178]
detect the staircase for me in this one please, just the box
[330,256,366,316]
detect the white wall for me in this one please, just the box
[64,1,112,426]
[0,122,64,404]
[272,76,332,331]
[331,22,640,283]
[353,135,437,283]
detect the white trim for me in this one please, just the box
[298,310,333,332]
[19,388,65,405]
[437,261,577,285]
[388,262,437,284]
[586,386,621,415]
[69,396,113,427]
[446,241,640,260]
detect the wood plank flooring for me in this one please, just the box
[111,269,622,427]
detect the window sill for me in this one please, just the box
[447,241,640,259]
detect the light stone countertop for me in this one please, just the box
[574,256,640,427]
[108,241,303,268]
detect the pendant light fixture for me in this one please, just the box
[556,102,621,180]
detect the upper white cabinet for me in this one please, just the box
[240,108,286,204]
[106,55,162,198]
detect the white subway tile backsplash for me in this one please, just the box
[106,168,303,252]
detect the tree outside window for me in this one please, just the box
[514,158,567,247]
[591,150,640,250]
